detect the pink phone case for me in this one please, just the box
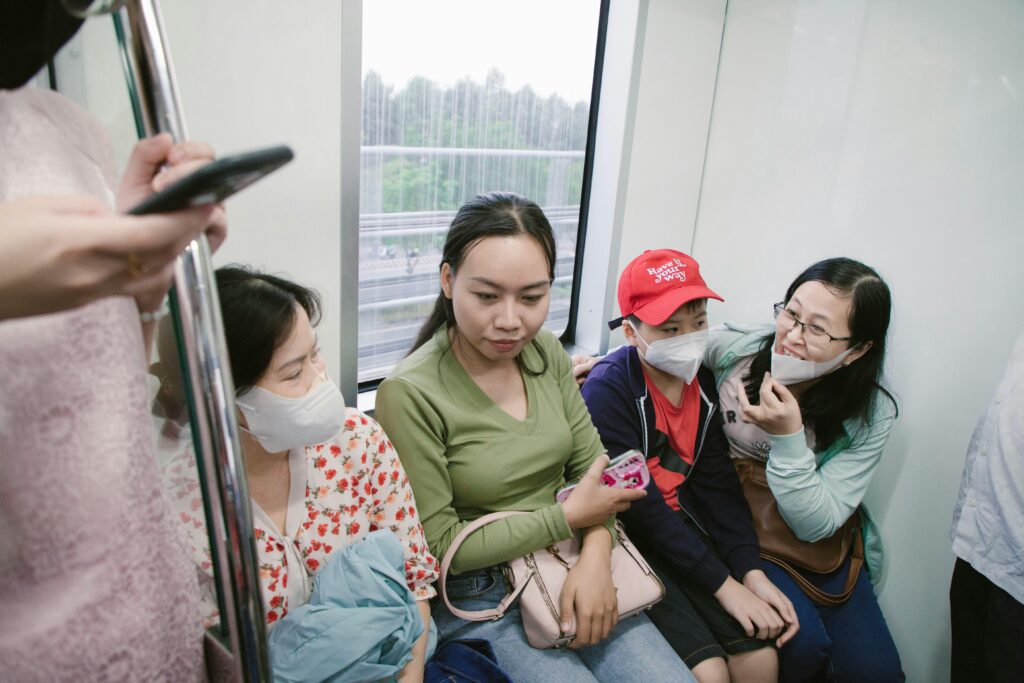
[555,449,650,503]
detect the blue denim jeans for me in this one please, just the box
[432,566,697,683]
[761,559,904,683]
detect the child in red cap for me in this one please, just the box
[582,249,796,683]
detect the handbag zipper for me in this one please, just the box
[523,552,568,642]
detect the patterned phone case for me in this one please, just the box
[555,449,650,503]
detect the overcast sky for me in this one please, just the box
[363,0,600,104]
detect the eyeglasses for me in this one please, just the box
[773,303,851,346]
[61,0,127,19]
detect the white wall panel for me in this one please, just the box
[161,2,345,383]
[605,0,727,348]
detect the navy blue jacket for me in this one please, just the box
[581,345,761,592]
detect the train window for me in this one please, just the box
[357,0,605,384]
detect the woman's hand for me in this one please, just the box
[735,373,803,435]
[570,354,599,386]
[743,569,799,646]
[116,135,228,306]
[0,196,213,321]
[713,576,785,641]
[559,527,618,648]
[560,455,646,530]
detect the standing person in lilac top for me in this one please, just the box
[1,3,226,680]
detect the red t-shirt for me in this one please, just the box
[642,367,701,510]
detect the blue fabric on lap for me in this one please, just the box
[269,529,437,683]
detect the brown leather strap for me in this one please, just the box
[763,525,864,606]
[438,511,532,621]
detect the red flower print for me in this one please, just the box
[323,544,333,554]
[337,478,349,491]
[268,581,278,592]
[330,512,341,524]
[264,542,273,553]
[347,521,361,535]
[364,482,373,495]
[314,456,327,469]
[408,506,416,517]
[331,524,340,535]
[344,418,357,430]
[360,416,368,425]
[361,453,367,464]
[330,444,341,456]
[317,523,328,537]
[395,508,406,521]
[275,542,284,552]
[267,611,278,624]
[358,496,367,506]
[325,469,337,480]
[416,569,426,580]
[310,539,322,551]
[283,573,288,588]
[411,543,419,554]
[308,509,318,521]
[391,471,399,482]
[378,442,387,454]
[270,595,283,608]
[306,558,320,571]
[378,471,387,486]
[303,521,313,530]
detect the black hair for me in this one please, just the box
[744,257,897,451]
[408,192,557,376]
[624,299,707,330]
[215,265,322,395]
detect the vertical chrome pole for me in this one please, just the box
[117,2,270,680]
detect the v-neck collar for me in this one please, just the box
[436,326,538,435]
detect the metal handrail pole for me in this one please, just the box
[118,2,270,680]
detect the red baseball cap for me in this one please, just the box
[610,249,723,329]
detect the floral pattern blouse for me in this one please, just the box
[159,407,438,628]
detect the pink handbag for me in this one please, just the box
[439,511,665,649]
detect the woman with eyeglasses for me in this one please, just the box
[708,257,904,682]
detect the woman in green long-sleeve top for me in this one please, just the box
[375,192,696,683]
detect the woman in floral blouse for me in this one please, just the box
[161,266,438,682]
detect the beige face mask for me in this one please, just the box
[770,347,853,385]
[635,328,708,383]
[236,376,346,453]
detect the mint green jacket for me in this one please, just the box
[706,323,896,582]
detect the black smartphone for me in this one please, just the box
[127,144,294,215]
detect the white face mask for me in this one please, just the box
[634,328,708,383]
[236,376,346,453]
[770,348,853,385]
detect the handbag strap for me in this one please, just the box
[763,521,865,606]
[439,510,535,622]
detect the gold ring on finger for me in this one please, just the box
[126,251,144,278]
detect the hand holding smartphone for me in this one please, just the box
[127,145,293,215]
[556,449,650,503]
